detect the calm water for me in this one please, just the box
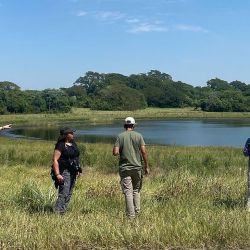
[5,119,250,147]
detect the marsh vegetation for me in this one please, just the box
[0,136,249,249]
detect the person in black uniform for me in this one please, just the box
[243,138,250,210]
[52,127,81,214]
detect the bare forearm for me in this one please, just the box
[53,160,60,175]
[141,145,150,175]
[141,152,148,167]
[113,147,120,156]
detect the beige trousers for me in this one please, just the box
[120,169,142,217]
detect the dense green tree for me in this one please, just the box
[5,90,28,113]
[24,90,47,113]
[200,90,248,112]
[42,89,71,113]
[230,80,247,92]
[127,74,148,90]
[207,78,232,91]
[146,70,172,81]
[200,93,225,112]
[74,71,106,95]
[62,85,90,107]
[105,73,129,86]
[242,85,250,96]
[220,90,247,112]
[91,84,147,111]
[0,82,73,114]
[0,81,20,91]
[142,85,165,107]
[2,70,250,113]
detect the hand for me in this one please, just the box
[144,166,150,176]
[2,124,12,129]
[56,174,64,183]
[77,172,81,178]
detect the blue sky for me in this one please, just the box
[1,0,250,90]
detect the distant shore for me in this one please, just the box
[2,107,250,126]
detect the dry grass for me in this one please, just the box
[2,107,250,127]
[0,136,249,249]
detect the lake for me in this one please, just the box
[4,119,250,147]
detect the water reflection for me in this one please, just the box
[7,127,116,144]
[5,119,250,147]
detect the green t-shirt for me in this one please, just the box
[114,130,145,171]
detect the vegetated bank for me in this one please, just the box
[2,107,250,127]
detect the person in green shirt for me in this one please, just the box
[113,117,149,218]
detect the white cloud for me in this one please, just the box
[175,24,208,33]
[74,8,169,34]
[126,18,140,23]
[127,22,167,33]
[94,11,125,21]
[76,11,88,17]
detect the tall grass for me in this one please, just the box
[0,136,249,249]
[2,107,250,126]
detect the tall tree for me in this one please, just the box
[207,78,231,91]
[74,71,106,94]
[91,84,147,111]
[0,81,20,91]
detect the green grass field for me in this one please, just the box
[2,107,250,126]
[0,135,249,249]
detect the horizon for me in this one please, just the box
[1,69,247,92]
[1,0,250,90]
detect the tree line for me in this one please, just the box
[1,70,250,113]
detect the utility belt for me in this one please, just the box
[59,159,82,174]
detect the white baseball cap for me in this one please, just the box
[124,117,136,125]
